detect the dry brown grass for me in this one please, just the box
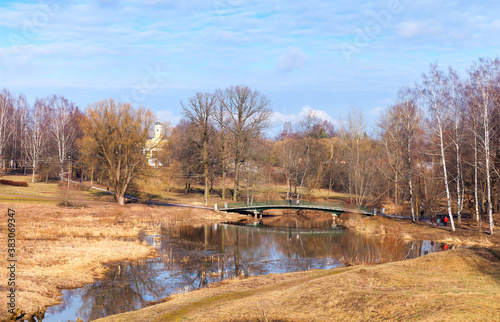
[339,213,500,247]
[94,247,500,322]
[0,203,245,321]
[1,238,155,317]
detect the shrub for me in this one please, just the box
[58,186,86,208]
[11,181,29,187]
[0,179,27,187]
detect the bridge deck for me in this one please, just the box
[215,200,373,215]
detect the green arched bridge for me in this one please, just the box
[214,200,374,216]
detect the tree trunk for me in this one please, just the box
[60,161,64,182]
[455,140,462,225]
[118,194,126,206]
[203,140,209,206]
[221,133,226,200]
[233,160,240,201]
[474,134,480,224]
[286,175,290,199]
[438,123,455,231]
[484,117,494,235]
[408,138,415,222]
[395,171,399,206]
[221,151,226,200]
[31,159,36,183]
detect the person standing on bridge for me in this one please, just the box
[296,198,300,206]
[289,197,292,206]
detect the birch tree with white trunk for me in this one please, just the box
[422,64,456,231]
[25,98,50,183]
[48,95,80,181]
[0,89,15,171]
[448,68,466,225]
[468,57,499,235]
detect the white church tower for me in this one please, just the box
[154,121,162,140]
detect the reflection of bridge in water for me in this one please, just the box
[220,223,345,235]
[215,200,374,216]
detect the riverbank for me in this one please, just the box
[0,203,245,321]
[340,212,500,247]
[1,201,499,321]
[94,247,500,321]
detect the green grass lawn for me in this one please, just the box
[0,173,354,207]
[0,175,105,204]
[0,175,59,198]
[0,194,58,204]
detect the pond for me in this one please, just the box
[45,213,450,321]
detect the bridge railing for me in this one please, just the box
[217,200,347,210]
[215,200,373,214]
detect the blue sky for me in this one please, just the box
[1,0,500,136]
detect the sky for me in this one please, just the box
[1,0,500,137]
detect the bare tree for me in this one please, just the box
[47,95,81,181]
[464,92,482,224]
[182,92,216,206]
[220,85,272,201]
[214,89,229,200]
[378,87,423,220]
[448,68,466,225]
[377,103,405,207]
[274,122,299,199]
[168,120,204,193]
[8,94,29,171]
[0,89,15,171]
[421,64,455,231]
[468,58,499,234]
[78,99,155,206]
[25,98,50,183]
[398,87,423,222]
[339,107,376,206]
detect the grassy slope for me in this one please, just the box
[0,175,104,204]
[96,248,500,322]
[342,214,500,247]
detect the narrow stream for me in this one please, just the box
[45,214,451,321]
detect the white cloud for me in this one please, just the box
[271,105,337,125]
[369,106,383,115]
[492,19,500,31]
[157,110,181,125]
[277,47,306,72]
[397,21,441,39]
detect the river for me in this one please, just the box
[45,213,449,321]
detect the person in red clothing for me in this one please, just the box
[444,216,449,226]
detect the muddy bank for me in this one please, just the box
[339,213,500,247]
[0,203,245,321]
[94,247,500,321]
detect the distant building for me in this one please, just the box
[145,121,166,166]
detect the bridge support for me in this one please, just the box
[253,211,262,219]
[331,214,338,227]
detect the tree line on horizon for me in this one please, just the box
[0,58,498,233]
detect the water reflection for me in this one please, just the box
[45,218,452,322]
